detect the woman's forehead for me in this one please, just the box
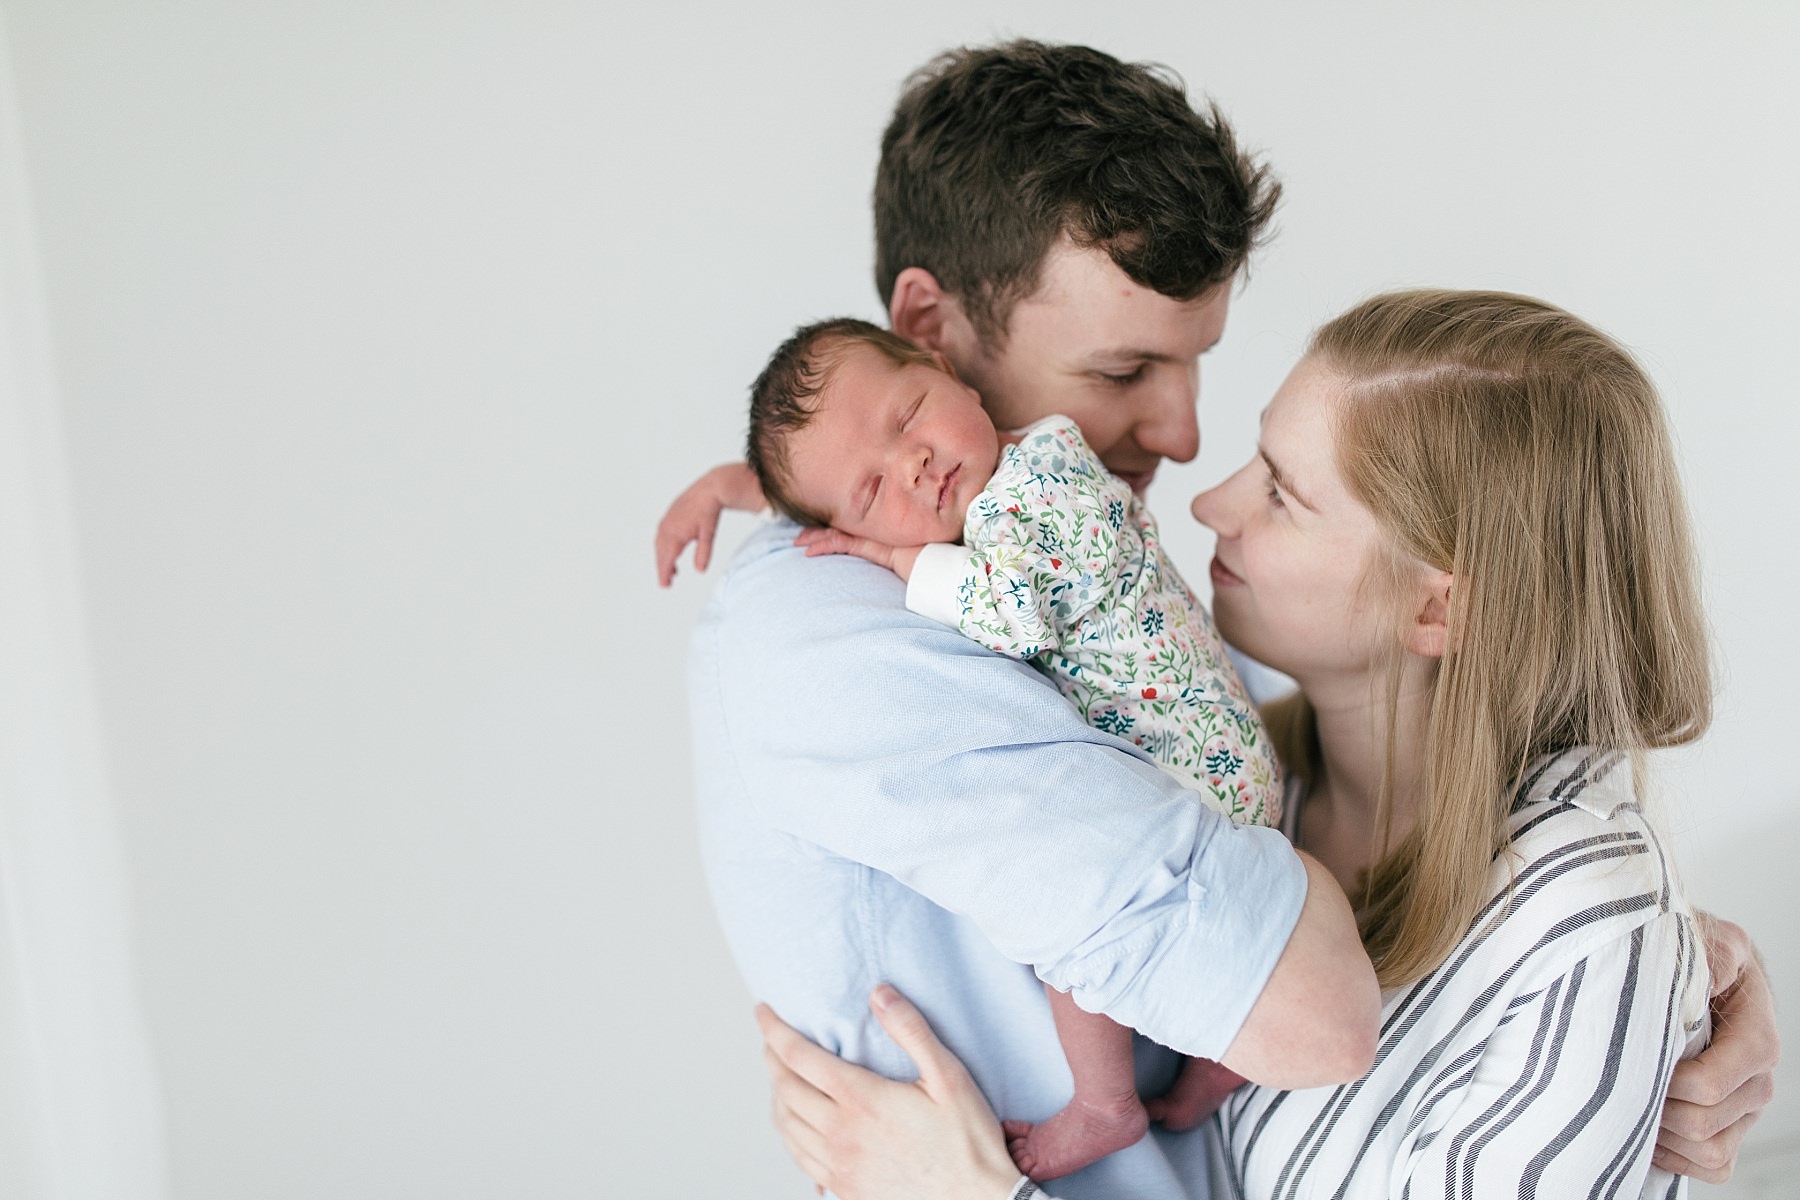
[1264,360,1339,449]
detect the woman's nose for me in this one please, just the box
[1189,486,1223,531]
[1190,462,1250,533]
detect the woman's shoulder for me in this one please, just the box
[1502,748,1668,872]
[1474,748,1690,985]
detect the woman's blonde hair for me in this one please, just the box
[1291,289,1712,988]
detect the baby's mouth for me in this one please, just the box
[937,465,960,510]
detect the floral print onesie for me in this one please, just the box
[904,415,1280,825]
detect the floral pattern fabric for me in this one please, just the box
[951,416,1279,824]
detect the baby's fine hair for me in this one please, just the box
[746,318,939,526]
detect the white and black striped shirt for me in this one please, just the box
[1221,749,1706,1199]
[1040,748,1708,1200]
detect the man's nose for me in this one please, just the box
[1137,367,1201,465]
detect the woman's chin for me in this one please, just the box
[1215,623,1297,684]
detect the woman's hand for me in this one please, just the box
[1652,912,1779,1183]
[756,984,1024,1200]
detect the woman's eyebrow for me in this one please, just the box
[1260,448,1316,511]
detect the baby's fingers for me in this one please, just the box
[655,494,727,585]
[653,522,690,587]
[694,521,716,574]
[795,528,854,557]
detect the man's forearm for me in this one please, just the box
[1219,852,1379,1088]
[710,536,1316,1060]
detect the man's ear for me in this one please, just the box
[1404,571,1455,659]
[889,267,963,353]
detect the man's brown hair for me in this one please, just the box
[746,318,938,526]
[875,40,1281,344]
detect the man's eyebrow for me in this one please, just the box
[1077,347,1183,367]
[1260,448,1316,510]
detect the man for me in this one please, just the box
[686,41,1772,1195]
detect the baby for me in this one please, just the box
[662,317,1281,1181]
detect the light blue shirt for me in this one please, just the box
[691,520,1308,1200]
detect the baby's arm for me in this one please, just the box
[790,524,1064,662]
[793,526,927,580]
[918,419,1127,661]
[654,461,765,587]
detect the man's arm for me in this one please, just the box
[702,529,1376,1078]
[1220,852,1378,1087]
[1652,911,1779,1183]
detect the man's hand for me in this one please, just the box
[1653,911,1779,1183]
[793,527,925,582]
[655,462,765,587]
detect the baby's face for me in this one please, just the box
[785,345,1000,546]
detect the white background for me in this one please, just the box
[3,2,1796,1196]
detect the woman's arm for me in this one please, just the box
[757,986,1025,1200]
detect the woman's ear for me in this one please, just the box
[1405,571,1455,659]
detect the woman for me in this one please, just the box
[759,290,1714,1198]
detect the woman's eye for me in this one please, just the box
[1100,366,1146,386]
[1264,478,1286,509]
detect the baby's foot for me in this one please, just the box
[1144,1057,1247,1132]
[1002,1094,1150,1181]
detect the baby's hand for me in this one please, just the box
[794,527,924,581]
[655,462,765,587]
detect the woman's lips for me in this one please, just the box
[1209,555,1245,587]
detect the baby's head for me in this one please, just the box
[748,318,1000,546]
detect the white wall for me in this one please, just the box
[3,2,1795,1196]
[0,13,166,1196]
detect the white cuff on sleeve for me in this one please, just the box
[904,542,971,628]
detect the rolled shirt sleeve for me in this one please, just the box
[702,524,1306,1060]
